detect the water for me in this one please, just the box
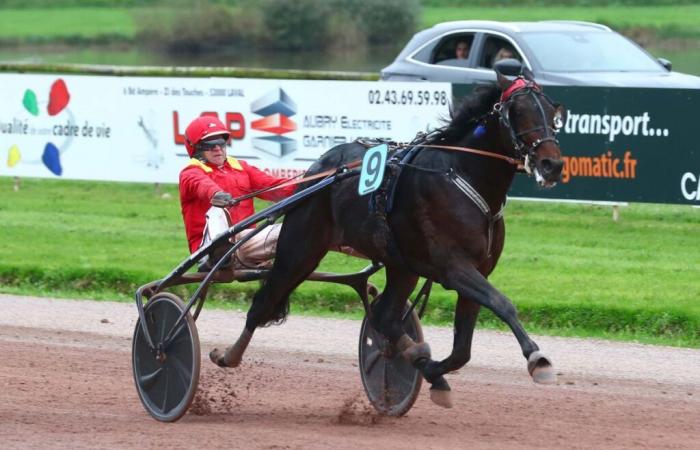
[0,45,401,74]
[0,41,698,77]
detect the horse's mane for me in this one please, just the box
[429,83,500,143]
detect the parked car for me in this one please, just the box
[380,20,700,88]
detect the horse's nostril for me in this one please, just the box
[541,159,553,173]
[541,158,563,176]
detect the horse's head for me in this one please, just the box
[495,68,565,187]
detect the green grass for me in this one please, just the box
[0,7,136,40]
[646,46,700,75]
[0,176,698,347]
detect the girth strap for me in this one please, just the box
[450,172,504,259]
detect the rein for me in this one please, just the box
[227,160,363,206]
[226,76,555,205]
[227,139,523,206]
[406,143,522,167]
[226,141,523,205]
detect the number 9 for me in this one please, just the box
[364,152,381,188]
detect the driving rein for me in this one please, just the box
[229,80,557,252]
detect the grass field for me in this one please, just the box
[1,4,700,41]
[0,8,136,40]
[0,177,698,347]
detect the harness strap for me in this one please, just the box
[227,138,524,207]
[228,159,363,205]
[450,172,505,259]
[451,172,490,216]
[409,143,521,166]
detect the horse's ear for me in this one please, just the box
[553,104,567,131]
[522,66,535,82]
[496,71,511,91]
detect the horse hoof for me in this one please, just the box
[532,365,557,384]
[209,348,230,368]
[224,352,242,368]
[429,386,453,409]
[210,348,241,368]
[527,350,557,384]
[402,342,431,364]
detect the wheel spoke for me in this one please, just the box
[138,367,163,392]
[168,352,192,394]
[158,308,169,342]
[386,357,414,399]
[165,323,188,351]
[369,326,384,343]
[381,354,390,407]
[160,368,170,413]
[363,349,382,375]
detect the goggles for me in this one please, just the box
[196,138,228,152]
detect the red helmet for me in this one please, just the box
[184,115,230,157]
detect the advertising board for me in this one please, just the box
[0,74,450,183]
[454,84,700,205]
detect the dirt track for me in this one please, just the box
[0,294,698,449]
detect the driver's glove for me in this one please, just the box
[211,191,233,207]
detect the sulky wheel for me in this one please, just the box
[358,306,423,416]
[132,292,200,422]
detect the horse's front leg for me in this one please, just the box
[441,265,557,384]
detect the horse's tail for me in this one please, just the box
[261,288,290,327]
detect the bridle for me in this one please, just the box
[493,77,561,173]
[403,77,561,173]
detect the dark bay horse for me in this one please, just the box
[211,69,566,408]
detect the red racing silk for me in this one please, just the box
[179,156,295,253]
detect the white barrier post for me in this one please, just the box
[612,204,620,222]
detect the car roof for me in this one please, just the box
[385,20,700,88]
[429,20,611,34]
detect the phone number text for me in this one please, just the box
[368,89,449,106]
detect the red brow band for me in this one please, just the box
[500,78,540,102]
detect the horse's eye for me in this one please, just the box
[553,111,564,132]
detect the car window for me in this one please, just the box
[430,34,475,66]
[521,31,663,72]
[478,35,521,69]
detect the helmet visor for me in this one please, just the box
[196,137,228,152]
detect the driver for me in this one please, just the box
[179,116,295,268]
[455,40,470,60]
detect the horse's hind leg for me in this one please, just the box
[410,295,481,407]
[369,265,419,342]
[209,203,332,368]
[442,264,557,384]
[368,267,456,408]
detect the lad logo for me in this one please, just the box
[250,88,297,157]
